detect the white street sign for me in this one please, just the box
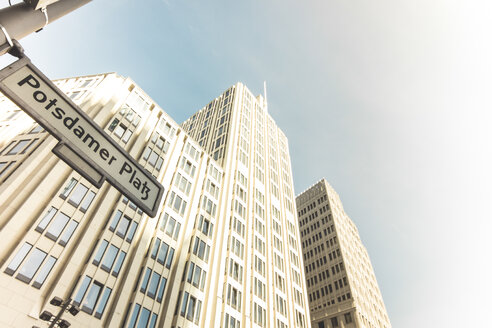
[0,57,163,217]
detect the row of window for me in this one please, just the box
[5,243,56,288]
[298,200,317,217]
[36,207,78,246]
[0,138,39,156]
[185,261,207,291]
[127,303,158,328]
[140,267,168,302]
[108,118,133,144]
[108,210,138,242]
[196,215,214,237]
[93,240,126,277]
[150,237,175,268]
[178,291,202,324]
[191,236,210,262]
[60,178,96,212]
[168,191,187,216]
[317,313,352,328]
[73,276,111,318]
[309,278,349,302]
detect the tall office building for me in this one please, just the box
[296,180,391,328]
[181,82,310,328]
[0,74,310,328]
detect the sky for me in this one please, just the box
[1,0,491,327]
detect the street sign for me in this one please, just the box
[0,56,164,217]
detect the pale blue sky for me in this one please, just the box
[1,0,491,327]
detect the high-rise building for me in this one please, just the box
[0,74,310,328]
[181,82,310,328]
[296,179,391,328]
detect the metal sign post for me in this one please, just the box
[0,52,164,217]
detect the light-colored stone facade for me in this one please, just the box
[296,180,391,328]
[0,75,310,328]
[182,83,311,328]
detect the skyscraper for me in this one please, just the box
[0,74,310,328]
[296,179,391,328]
[182,82,310,328]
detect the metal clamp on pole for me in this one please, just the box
[0,23,25,58]
[8,39,26,59]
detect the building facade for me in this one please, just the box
[296,180,391,328]
[0,74,310,328]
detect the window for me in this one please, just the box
[95,287,112,319]
[344,313,352,323]
[6,139,30,155]
[153,135,170,153]
[5,243,32,275]
[29,124,44,133]
[174,173,192,195]
[156,241,170,266]
[180,292,189,316]
[68,183,89,207]
[156,277,167,303]
[32,256,56,289]
[69,91,81,99]
[140,268,152,293]
[36,207,57,233]
[116,216,131,238]
[93,240,109,266]
[180,158,196,177]
[112,250,126,277]
[226,284,242,310]
[253,302,265,326]
[202,196,217,216]
[137,307,150,328]
[186,261,206,290]
[230,236,244,258]
[253,277,265,300]
[109,210,122,231]
[60,178,77,199]
[330,317,339,327]
[15,248,47,283]
[197,215,213,237]
[192,237,210,262]
[109,119,133,143]
[74,276,92,306]
[147,272,160,299]
[59,220,78,246]
[126,221,138,242]
[159,213,180,240]
[224,313,240,328]
[80,191,96,212]
[165,248,174,269]
[229,259,242,282]
[0,161,15,178]
[128,303,141,328]
[45,212,70,241]
[101,244,118,272]
[149,314,158,328]
[80,79,93,88]
[81,281,103,314]
[180,292,202,324]
[168,192,187,216]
